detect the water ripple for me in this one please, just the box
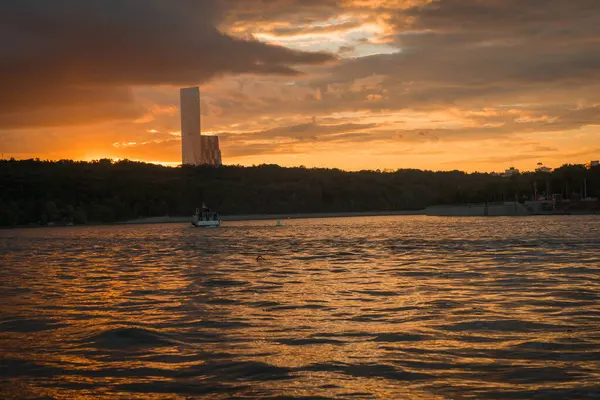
[1,215,599,399]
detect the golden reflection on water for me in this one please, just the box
[1,216,599,399]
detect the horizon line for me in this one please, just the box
[1,156,597,175]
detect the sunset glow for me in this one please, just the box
[2,0,599,172]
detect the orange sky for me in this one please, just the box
[1,0,599,172]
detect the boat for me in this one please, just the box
[191,203,221,227]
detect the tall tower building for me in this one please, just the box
[180,87,202,165]
[180,86,222,166]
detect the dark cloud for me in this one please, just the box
[327,0,600,94]
[0,86,144,129]
[220,121,377,142]
[0,0,334,128]
[5,0,600,167]
[102,120,379,159]
[218,103,600,148]
[338,45,356,54]
[222,0,342,27]
[220,0,600,143]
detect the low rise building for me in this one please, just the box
[502,167,519,177]
[586,160,599,169]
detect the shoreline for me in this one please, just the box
[121,210,423,225]
[3,209,598,230]
[1,211,422,230]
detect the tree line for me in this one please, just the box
[0,158,598,226]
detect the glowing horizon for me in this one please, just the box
[2,1,599,173]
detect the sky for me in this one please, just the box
[1,0,599,172]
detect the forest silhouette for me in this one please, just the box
[1,158,598,226]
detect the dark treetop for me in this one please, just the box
[0,158,598,226]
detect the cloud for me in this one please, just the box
[4,0,600,171]
[0,0,334,128]
[0,86,145,129]
[268,20,363,37]
[329,0,600,91]
[211,0,600,146]
[220,120,377,141]
[338,45,355,54]
[104,120,380,159]
[222,0,343,29]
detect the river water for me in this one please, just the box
[1,216,599,399]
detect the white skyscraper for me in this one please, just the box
[180,87,202,165]
[180,87,222,166]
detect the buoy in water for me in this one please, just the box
[276,219,281,226]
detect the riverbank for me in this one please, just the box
[5,208,599,230]
[122,210,423,225]
[425,202,600,217]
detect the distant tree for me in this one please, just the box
[72,208,87,225]
[0,158,598,227]
[43,201,60,222]
[88,204,115,223]
[0,201,19,226]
